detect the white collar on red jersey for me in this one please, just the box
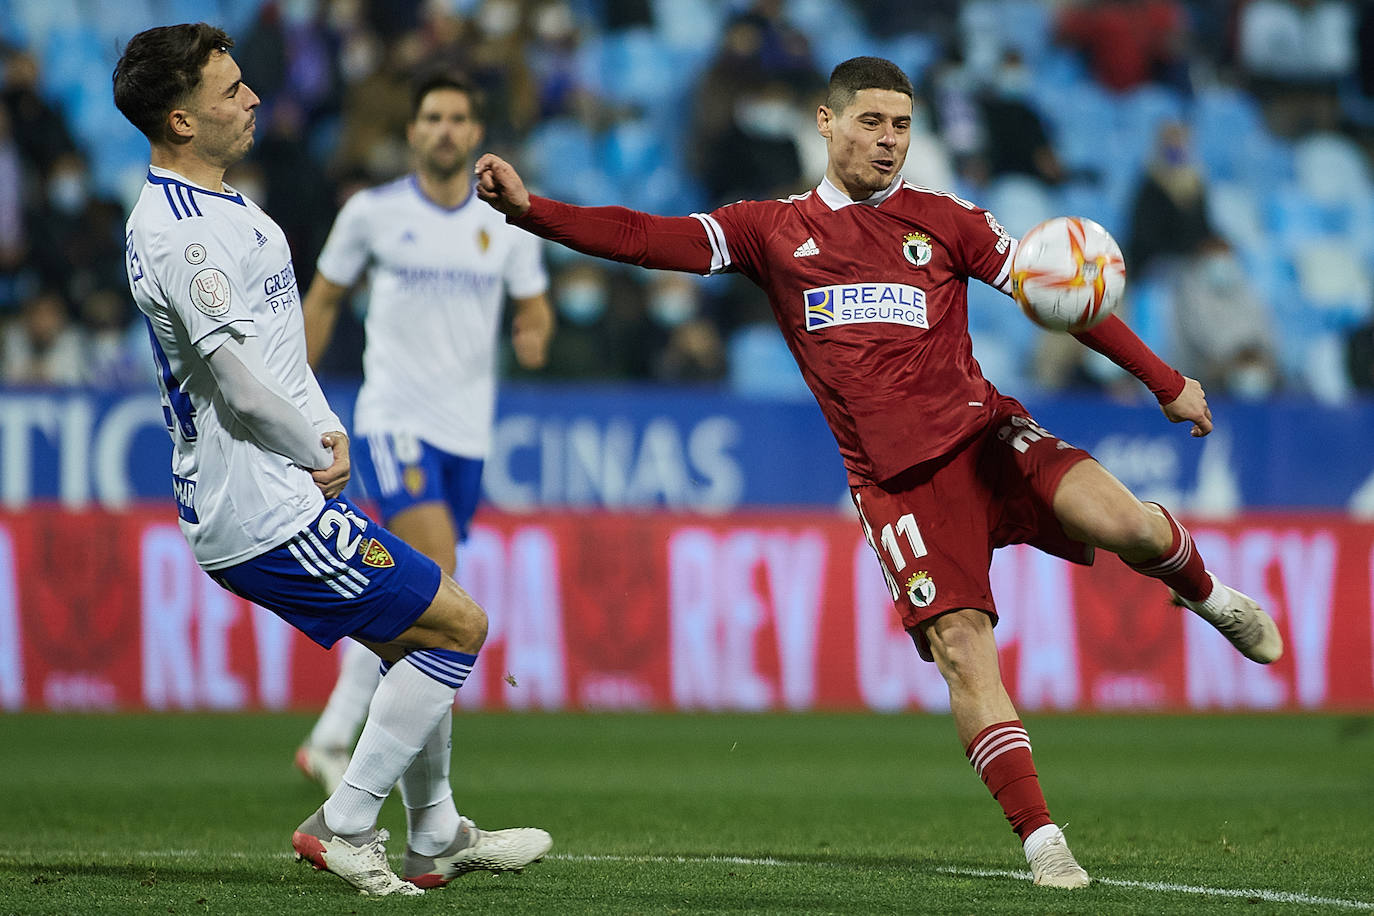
[816,175,904,211]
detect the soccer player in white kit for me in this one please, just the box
[293,71,552,793]
[113,23,551,896]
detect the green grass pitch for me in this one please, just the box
[0,712,1370,914]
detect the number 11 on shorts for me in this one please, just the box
[856,494,928,601]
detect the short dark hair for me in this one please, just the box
[113,23,234,141]
[409,69,483,122]
[826,57,913,114]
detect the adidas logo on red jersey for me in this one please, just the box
[793,237,820,258]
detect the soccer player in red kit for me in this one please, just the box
[476,56,1282,888]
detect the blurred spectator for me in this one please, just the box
[79,288,148,389]
[332,29,424,179]
[526,260,652,379]
[0,50,77,183]
[247,99,338,287]
[0,104,24,313]
[691,9,822,189]
[1055,0,1191,94]
[1125,120,1216,279]
[1171,235,1280,399]
[977,50,1065,185]
[2,287,84,385]
[525,0,590,120]
[1237,0,1357,136]
[422,0,540,147]
[237,0,345,130]
[645,272,726,383]
[699,79,807,205]
[1346,313,1374,391]
[24,151,128,314]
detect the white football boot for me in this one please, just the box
[292,807,422,896]
[1026,826,1091,889]
[403,816,552,888]
[1173,576,1284,664]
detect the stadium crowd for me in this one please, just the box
[3,0,1374,401]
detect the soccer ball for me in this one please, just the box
[1010,216,1125,332]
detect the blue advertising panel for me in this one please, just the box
[0,383,1370,512]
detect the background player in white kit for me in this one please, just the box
[294,71,552,792]
[113,23,551,896]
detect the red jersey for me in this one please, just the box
[514,179,1182,487]
[700,178,1015,484]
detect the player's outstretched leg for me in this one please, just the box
[292,806,422,896]
[1024,825,1090,888]
[296,639,382,794]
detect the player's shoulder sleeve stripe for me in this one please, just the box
[897,181,978,211]
[992,238,1018,293]
[690,212,730,274]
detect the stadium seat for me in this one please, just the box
[727,324,812,400]
[985,174,1055,237]
[1207,181,1266,252]
[1294,131,1372,204]
[997,0,1053,65]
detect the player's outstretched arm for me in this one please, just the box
[475,152,715,275]
[1161,376,1213,438]
[302,276,350,368]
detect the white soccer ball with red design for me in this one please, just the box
[1010,216,1125,332]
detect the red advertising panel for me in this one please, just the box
[1,507,1370,712]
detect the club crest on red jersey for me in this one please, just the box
[902,231,932,267]
[360,537,396,568]
[905,570,936,608]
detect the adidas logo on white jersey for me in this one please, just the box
[793,237,820,258]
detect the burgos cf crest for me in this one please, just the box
[905,570,936,608]
[902,231,932,267]
[360,538,395,568]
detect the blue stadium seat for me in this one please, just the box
[1056,179,1125,237]
[985,174,1055,237]
[1206,181,1265,252]
[523,118,616,206]
[1294,131,1372,204]
[997,0,1053,65]
[1191,86,1266,183]
[581,27,699,110]
[727,324,812,400]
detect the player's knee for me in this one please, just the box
[923,611,996,689]
[431,578,488,652]
[1100,502,1168,558]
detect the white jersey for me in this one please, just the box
[125,166,331,569]
[315,176,548,457]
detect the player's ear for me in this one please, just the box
[816,105,834,141]
[167,107,194,142]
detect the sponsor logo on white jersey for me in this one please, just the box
[803,283,928,331]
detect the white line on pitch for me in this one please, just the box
[10,850,1371,911]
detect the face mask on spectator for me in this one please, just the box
[48,174,86,214]
[558,281,607,325]
[735,97,795,140]
[1228,364,1275,400]
[1201,253,1241,289]
[648,288,697,327]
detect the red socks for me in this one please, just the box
[965,720,1053,840]
[1125,503,1213,602]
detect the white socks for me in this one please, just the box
[400,708,461,855]
[1183,573,1231,623]
[307,639,381,750]
[323,656,458,836]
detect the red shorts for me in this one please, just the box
[850,393,1095,659]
